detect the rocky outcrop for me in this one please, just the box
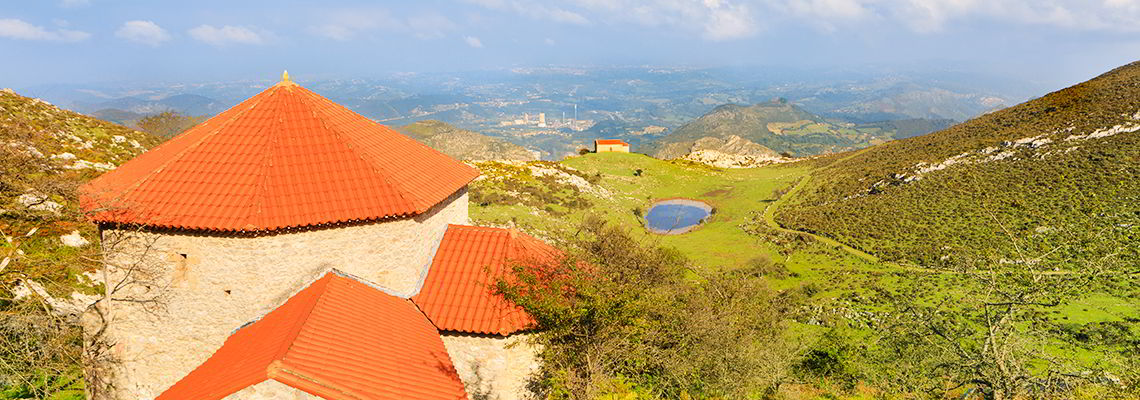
[682,149,790,168]
[692,135,782,158]
[658,135,790,168]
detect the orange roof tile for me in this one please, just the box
[157,271,468,400]
[594,139,629,146]
[413,225,560,335]
[80,79,479,232]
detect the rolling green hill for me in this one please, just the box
[398,120,537,161]
[650,99,952,159]
[775,61,1140,266]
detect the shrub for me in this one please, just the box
[497,217,794,399]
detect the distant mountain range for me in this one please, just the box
[72,93,225,117]
[21,66,1038,160]
[649,99,954,159]
[776,61,1140,265]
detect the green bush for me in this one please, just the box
[497,217,795,399]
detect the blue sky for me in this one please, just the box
[3,0,1140,88]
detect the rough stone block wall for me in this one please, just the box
[595,144,630,153]
[441,332,542,400]
[226,380,321,400]
[91,189,468,399]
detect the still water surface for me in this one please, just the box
[645,199,712,234]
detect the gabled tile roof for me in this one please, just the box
[594,139,629,146]
[156,271,468,400]
[80,79,479,232]
[412,225,560,336]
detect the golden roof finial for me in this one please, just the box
[282,70,291,83]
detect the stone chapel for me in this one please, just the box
[79,72,549,400]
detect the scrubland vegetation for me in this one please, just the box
[472,148,1138,399]
[0,90,156,398]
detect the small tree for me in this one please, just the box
[136,111,205,139]
[497,217,795,399]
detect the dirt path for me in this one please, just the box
[762,150,883,263]
[762,175,882,263]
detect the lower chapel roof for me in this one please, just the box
[158,224,563,400]
[413,224,561,335]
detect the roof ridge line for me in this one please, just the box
[107,86,281,216]
[244,91,290,229]
[297,86,422,214]
[271,362,370,400]
[268,272,333,363]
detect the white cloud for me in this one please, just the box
[464,35,485,47]
[307,8,404,41]
[784,0,870,24]
[700,0,758,40]
[406,14,458,39]
[470,0,755,40]
[116,20,171,46]
[0,18,89,42]
[577,0,761,40]
[466,0,1140,40]
[308,9,458,41]
[462,0,590,25]
[189,25,265,46]
[873,0,1140,33]
[60,0,90,8]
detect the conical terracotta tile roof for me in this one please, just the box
[157,271,468,400]
[80,77,479,232]
[412,225,561,335]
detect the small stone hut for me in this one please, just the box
[594,139,630,153]
[80,73,550,399]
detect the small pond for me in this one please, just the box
[645,199,713,235]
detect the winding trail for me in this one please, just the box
[762,150,882,264]
[762,174,881,263]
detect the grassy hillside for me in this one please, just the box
[472,145,1137,397]
[399,120,537,160]
[775,61,1140,266]
[471,153,810,270]
[0,89,158,398]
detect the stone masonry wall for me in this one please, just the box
[226,380,321,400]
[595,144,630,153]
[92,189,468,399]
[441,332,542,400]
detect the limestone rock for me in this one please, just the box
[60,230,90,247]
